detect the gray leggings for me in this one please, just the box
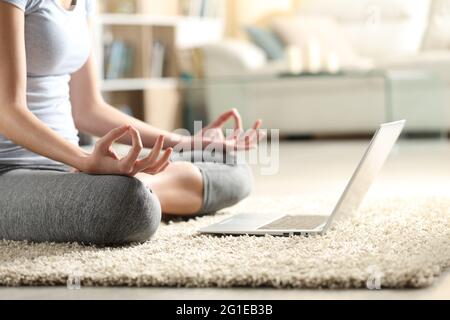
[0,154,252,245]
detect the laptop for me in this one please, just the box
[198,120,406,237]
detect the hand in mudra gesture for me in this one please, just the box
[196,109,264,152]
[80,125,172,177]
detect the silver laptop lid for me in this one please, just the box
[323,120,406,231]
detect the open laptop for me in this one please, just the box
[199,120,406,237]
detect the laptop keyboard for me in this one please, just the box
[259,215,328,230]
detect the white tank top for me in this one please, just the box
[0,0,94,166]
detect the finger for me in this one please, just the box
[239,127,258,144]
[156,161,171,174]
[151,148,173,172]
[234,131,258,151]
[133,136,165,173]
[209,128,225,141]
[120,127,143,173]
[230,125,266,151]
[228,114,258,141]
[240,120,263,146]
[246,131,258,147]
[96,125,129,151]
[107,147,120,160]
[226,126,241,141]
[244,134,251,150]
[205,110,235,130]
[143,148,173,175]
[151,149,173,174]
[224,109,244,140]
[252,119,264,142]
[144,162,170,176]
[230,108,243,136]
[253,119,262,131]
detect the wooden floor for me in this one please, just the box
[1,139,449,300]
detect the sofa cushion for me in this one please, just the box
[272,16,373,70]
[422,0,450,50]
[298,0,431,60]
[245,26,285,60]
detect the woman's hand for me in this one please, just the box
[78,125,172,177]
[195,109,264,152]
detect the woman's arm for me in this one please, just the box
[0,3,171,176]
[0,3,88,168]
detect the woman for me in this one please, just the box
[0,0,262,245]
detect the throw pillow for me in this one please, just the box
[245,26,286,60]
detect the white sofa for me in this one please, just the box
[198,0,450,134]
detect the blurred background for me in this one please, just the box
[93,0,450,139]
[76,7,450,293]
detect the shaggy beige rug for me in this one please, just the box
[0,195,449,288]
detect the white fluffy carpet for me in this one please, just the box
[0,195,449,288]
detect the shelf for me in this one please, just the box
[101,78,179,92]
[97,14,223,50]
[98,14,180,26]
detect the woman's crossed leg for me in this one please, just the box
[0,157,252,245]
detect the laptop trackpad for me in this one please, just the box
[258,215,328,230]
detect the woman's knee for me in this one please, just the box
[198,163,253,214]
[87,175,162,245]
[225,163,253,204]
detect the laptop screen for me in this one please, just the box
[324,120,406,230]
